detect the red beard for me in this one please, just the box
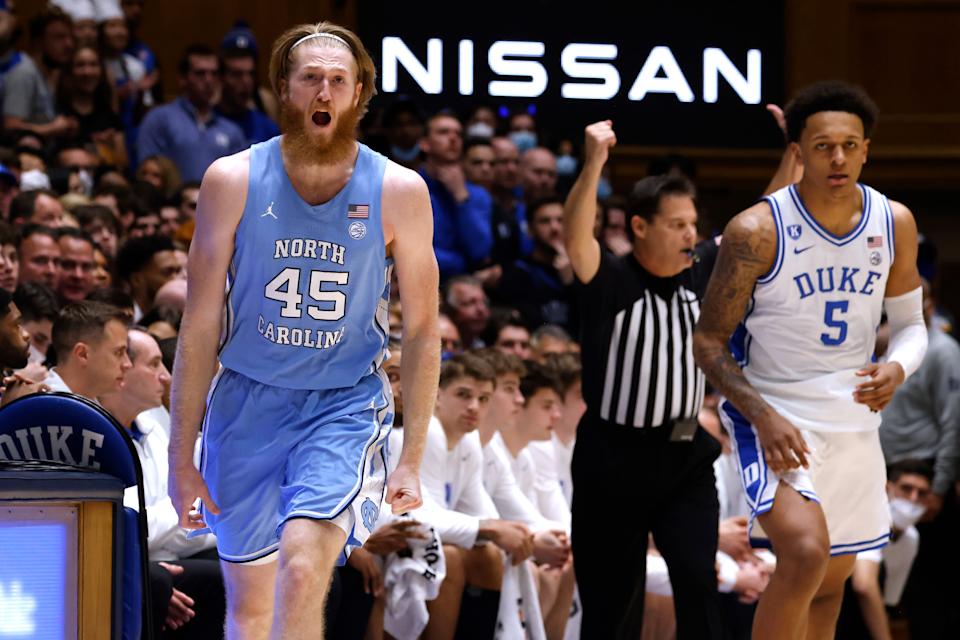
[280,101,360,167]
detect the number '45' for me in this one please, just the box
[265,268,349,320]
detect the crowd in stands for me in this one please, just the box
[0,2,957,639]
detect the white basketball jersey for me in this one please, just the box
[732,183,896,432]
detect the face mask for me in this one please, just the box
[509,130,537,153]
[19,168,51,191]
[556,154,577,177]
[889,497,925,530]
[77,169,94,196]
[28,343,45,365]
[466,122,494,139]
[390,144,421,163]
[597,176,613,200]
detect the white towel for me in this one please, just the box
[495,557,547,640]
[645,554,672,596]
[383,522,446,640]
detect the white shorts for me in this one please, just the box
[718,399,890,556]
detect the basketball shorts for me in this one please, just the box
[718,399,890,556]
[197,367,392,564]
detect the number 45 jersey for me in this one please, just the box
[218,137,391,390]
[730,183,895,432]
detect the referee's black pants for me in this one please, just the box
[572,416,722,639]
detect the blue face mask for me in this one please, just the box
[597,176,613,200]
[509,130,538,153]
[390,144,422,163]
[555,154,577,177]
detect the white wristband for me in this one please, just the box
[884,286,928,379]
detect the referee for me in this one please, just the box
[564,120,722,639]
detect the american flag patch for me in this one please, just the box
[347,204,369,219]
[867,236,883,248]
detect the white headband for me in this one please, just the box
[290,32,350,52]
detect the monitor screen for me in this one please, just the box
[0,505,78,640]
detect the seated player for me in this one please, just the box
[414,353,535,640]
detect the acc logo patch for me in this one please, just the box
[787,224,802,240]
[361,498,379,532]
[348,221,367,240]
[870,251,882,266]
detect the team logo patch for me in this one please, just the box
[361,498,379,532]
[870,251,882,266]
[787,224,802,240]
[348,221,367,240]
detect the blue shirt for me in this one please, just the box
[136,96,247,182]
[418,168,493,280]
[218,137,392,389]
[218,106,280,146]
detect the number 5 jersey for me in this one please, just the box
[730,183,896,432]
[218,137,392,390]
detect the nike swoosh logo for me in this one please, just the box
[794,245,814,254]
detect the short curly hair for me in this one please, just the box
[784,81,879,143]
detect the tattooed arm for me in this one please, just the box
[693,203,810,472]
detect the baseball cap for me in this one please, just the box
[221,20,258,57]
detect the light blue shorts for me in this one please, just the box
[198,367,392,564]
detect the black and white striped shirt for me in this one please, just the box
[577,243,717,429]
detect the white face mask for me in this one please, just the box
[889,497,926,530]
[28,342,45,365]
[466,122,494,139]
[76,169,94,196]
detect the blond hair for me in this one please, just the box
[268,22,377,117]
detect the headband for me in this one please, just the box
[290,32,350,52]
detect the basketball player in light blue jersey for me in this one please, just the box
[694,82,927,639]
[167,22,440,639]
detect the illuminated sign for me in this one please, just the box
[381,39,761,104]
[0,507,77,640]
[358,1,784,147]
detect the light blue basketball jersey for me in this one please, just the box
[219,137,391,390]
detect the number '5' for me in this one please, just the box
[821,300,849,346]
[265,268,349,321]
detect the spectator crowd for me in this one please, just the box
[0,2,957,639]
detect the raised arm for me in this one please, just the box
[762,104,803,196]
[383,161,441,514]
[563,120,616,283]
[167,152,248,528]
[693,204,810,472]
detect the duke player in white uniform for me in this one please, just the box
[694,81,927,639]
[168,23,439,639]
